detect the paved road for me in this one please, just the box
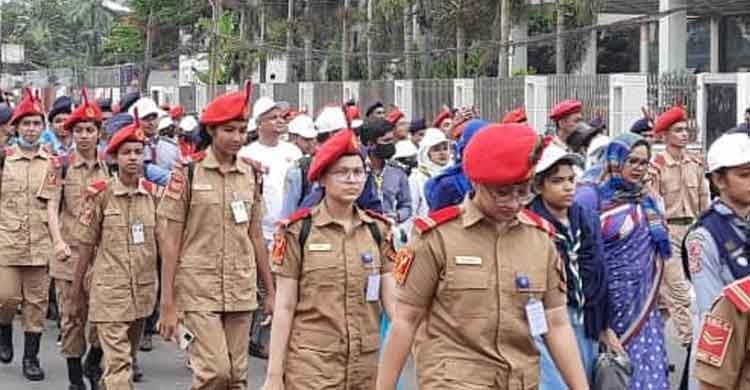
[0,318,686,389]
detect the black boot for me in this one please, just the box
[132,357,143,382]
[22,332,44,381]
[83,346,103,390]
[67,357,86,390]
[0,323,12,364]
[139,333,153,352]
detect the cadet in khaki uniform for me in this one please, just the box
[47,90,109,390]
[262,129,397,390]
[693,276,750,389]
[651,106,710,346]
[69,112,160,390]
[158,82,275,390]
[377,123,590,390]
[0,89,61,381]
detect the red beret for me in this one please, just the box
[450,118,470,140]
[308,129,361,182]
[432,110,452,128]
[346,105,361,121]
[549,99,583,121]
[501,107,527,124]
[10,88,44,126]
[200,81,253,126]
[64,89,103,131]
[653,106,687,135]
[106,108,146,155]
[169,105,185,120]
[387,109,405,125]
[464,123,544,185]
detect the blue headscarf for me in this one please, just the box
[598,133,671,258]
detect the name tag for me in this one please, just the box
[103,208,121,216]
[526,298,549,337]
[230,200,249,224]
[192,184,212,191]
[308,243,332,252]
[131,223,145,245]
[455,256,482,265]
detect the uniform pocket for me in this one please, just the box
[360,332,380,353]
[190,188,219,205]
[291,329,342,353]
[442,359,498,388]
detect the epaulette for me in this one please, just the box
[414,205,462,234]
[364,209,392,225]
[723,276,750,313]
[276,208,311,229]
[140,179,159,195]
[686,153,704,166]
[652,153,667,171]
[518,209,556,237]
[240,156,268,174]
[0,145,10,158]
[187,151,207,163]
[50,155,63,169]
[85,179,108,197]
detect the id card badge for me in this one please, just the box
[231,200,249,224]
[177,323,195,351]
[366,274,381,302]
[525,298,549,337]
[131,223,145,245]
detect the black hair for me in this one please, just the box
[359,118,393,145]
[534,158,578,189]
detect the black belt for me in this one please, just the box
[667,217,695,226]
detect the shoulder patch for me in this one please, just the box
[164,170,186,200]
[364,209,392,225]
[652,153,667,170]
[185,151,206,163]
[723,277,750,313]
[393,247,415,285]
[50,155,63,169]
[696,314,733,368]
[271,232,287,265]
[276,208,311,229]
[140,179,159,195]
[518,209,556,237]
[86,180,108,197]
[414,205,462,234]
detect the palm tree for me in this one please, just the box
[65,0,123,65]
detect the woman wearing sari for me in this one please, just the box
[577,133,671,389]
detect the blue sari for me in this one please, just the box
[580,133,671,390]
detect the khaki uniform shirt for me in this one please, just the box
[157,147,264,313]
[72,176,159,323]
[271,204,394,388]
[396,197,566,389]
[0,144,61,266]
[49,150,109,281]
[653,151,709,223]
[694,278,750,389]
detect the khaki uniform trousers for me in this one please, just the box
[658,223,693,344]
[56,279,99,357]
[185,311,252,390]
[96,318,145,390]
[0,265,49,333]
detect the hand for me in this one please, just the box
[264,292,275,316]
[68,289,87,325]
[600,328,625,355]
[262,374,285,390]
[159,302,179,341]
[54,240,71,261]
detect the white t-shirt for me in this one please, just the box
[239,140,302,240]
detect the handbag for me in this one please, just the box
[593,349,632,390]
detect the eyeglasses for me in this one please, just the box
[328,168,367,181]
[625,157,650,168]
[482,182,533,203]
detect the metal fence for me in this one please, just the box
[475,77,525,122]
[412,79,454,121]
[647,73,699,139]
[548,74,611,124]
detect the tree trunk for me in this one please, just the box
[142,6,154,95]
[304,0,313,81]
[286,0,294,82]
[419,0,433,78]
[403,2,414,79]
[456,15,465,78]
[259,4,266,83]
[556,0,565,74]
[209,1,221,99]
[342,0,350,81]
[366,0,374,80]
[498,0,510,78]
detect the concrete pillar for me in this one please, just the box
[710,17,720,73]
[640,23,650,73]
[659,0,687,73]
[580,29,598,74]
[511,18,528,75]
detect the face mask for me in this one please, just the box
[373,143,396,160]
[17,136,41,149]
[397,156,418,169]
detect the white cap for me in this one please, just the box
[315,106,348,134]
[179,115,199,133]
[393,140,418,159]
[157,117,174,131]
[535,143,584,174]
[707,132,750,172]
[288,114,317,139]
[252,97,288,125]
[418,128,449,151]
[129,98,163,119]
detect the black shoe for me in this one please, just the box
[83,347,103,390]
[133,358,143,382]
[0,323,12,364]
[67,357,86,389]
[22,332,44,381]
[139,333,153,352]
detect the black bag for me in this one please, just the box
[593,351,632,390]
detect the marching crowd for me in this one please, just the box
[0,83,750,390]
